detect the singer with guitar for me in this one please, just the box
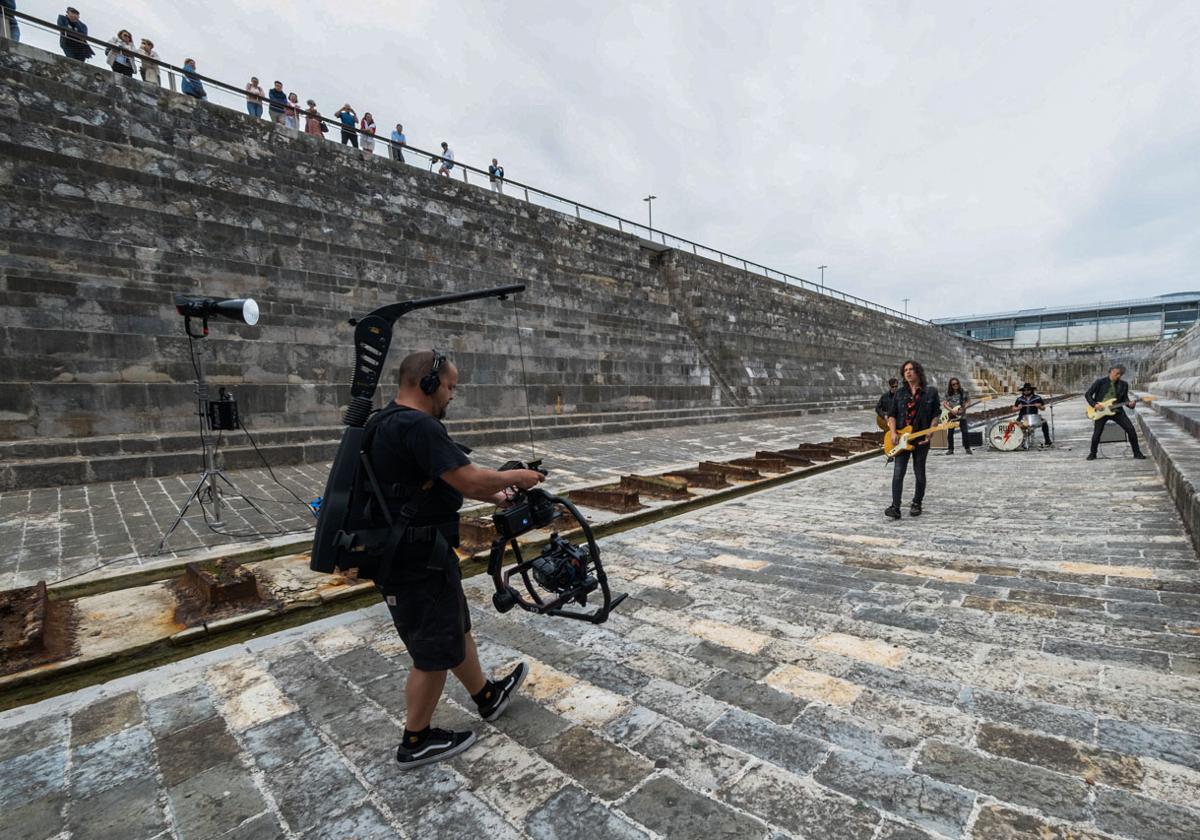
[943,378,973,455]
[885,359,940,520]
[1085,366,1145,461]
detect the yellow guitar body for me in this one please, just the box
[884,420,960,457]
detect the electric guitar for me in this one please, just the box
[1087,394,1154,421]
[877,394,997,431]
[883,420,960,457]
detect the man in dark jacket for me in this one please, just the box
[57,7,93,60]
[875,378,898,429]
[886,360,940,519]
[1085,366,1145,460]
[368,350,545,769]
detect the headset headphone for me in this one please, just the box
[419,349,447,396]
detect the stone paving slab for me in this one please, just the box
[2,400,1198,839]
[0,409,881,590]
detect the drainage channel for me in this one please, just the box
[1,433,887,711]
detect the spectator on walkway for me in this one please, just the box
[488,158,504,195]
[137,38,160,86]
[1,0,20,42]
[335,104,358,148]
[181,58,206,100]
[105,30,136,77]
[437,141,454,176]
[245,77,265,118]
[285,92,300,129]
[360,112,376,155]
[57,7,92,61]
[267,81,286,123]
[390,123,406,162]
[304,99,324,136]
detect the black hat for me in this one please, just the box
[1020,382,1034,391]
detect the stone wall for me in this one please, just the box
[0,40,1043,487]
[1140,322,1200,401]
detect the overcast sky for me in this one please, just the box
[16,1,1200,320]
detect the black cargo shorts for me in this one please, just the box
[377,533,471,671]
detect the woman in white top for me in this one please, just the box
[360,112,376,155]
[285,93,300,130]
[138,38,160,86]
[106,30,136,77]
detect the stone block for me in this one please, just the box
[914,740,1090,820]
[620,775,766,838]
[814,749,975,838]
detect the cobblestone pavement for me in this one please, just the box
[3,400,1199,839]
[0,410,880,590]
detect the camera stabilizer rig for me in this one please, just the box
[488,460,626,623]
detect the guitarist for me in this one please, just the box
[885,360,940,520]
[1085,366,1145,461]
[943,378,973,455]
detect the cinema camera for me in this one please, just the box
[488,460,626,624]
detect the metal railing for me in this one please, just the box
[3,6,939,328]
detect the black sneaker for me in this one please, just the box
[965,449,973,455]
[1133,453,1147,460]
[1086,453,1097,461]
[478,662,528,722]
[884,505,901,520]
[910,502,923,517]
[395,728,476,770]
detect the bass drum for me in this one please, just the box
[988,419,1025,451]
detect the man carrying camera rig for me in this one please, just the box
[367,349,546,769]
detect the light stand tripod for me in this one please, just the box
[155,313,284,553]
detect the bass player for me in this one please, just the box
[1085,366,1145,461]
[885,360,940,520]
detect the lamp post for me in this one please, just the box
[643,194,656,232]
[902,297,910,315]
[817,264,827,288]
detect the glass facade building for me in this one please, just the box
[932,292,1200,348]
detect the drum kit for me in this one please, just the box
[987,411,1050,452]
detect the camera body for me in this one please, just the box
[492,460,557,539]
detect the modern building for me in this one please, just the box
[932,292,1200,348]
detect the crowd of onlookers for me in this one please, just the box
[1,4,508,190]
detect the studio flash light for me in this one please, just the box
[174,294,260,337]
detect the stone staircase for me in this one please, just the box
[1137,400,1200,556]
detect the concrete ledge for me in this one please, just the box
[1138,406,1200,556]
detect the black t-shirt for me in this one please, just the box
[367,405,471,526]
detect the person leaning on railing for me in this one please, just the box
[304,100,324,136]
[138,38,160,86]
[57,6,93,61]
[245,76,265,119]
[285,92,300,129]
[390,123,406,162]
[181,57,206,100]
[267,80,286,123]
[105,29,136,77]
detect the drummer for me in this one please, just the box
[1014,382,1052,446]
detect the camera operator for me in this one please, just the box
[368,349,545,769]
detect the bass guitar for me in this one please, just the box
[883,420,960,457]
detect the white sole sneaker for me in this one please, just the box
[481,662,528,722]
